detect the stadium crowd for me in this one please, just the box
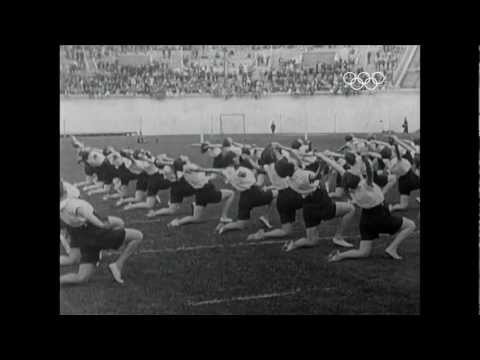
[60,45,404,99]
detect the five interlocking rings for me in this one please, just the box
[342,72,386,91]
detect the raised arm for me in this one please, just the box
[324,150,345,159]
[272,142,303,165]
[315,152,346,176]
[372,140,391,148]
[362,155,374,186]
[392,136,418,154]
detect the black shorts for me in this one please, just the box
[96,162,116,185]
[170,177,196,204]
[302,188,336,228]
[213,154,227,168]
[84,163,95,177]
[117,165,136,186]
[195,182,223,207]
[398,169,420,195]
[238,186,274,220]
[276,187,303,224]
[67,224,125,264]
[147,173,171,196]
[359,203,403,240]
[374,173,389,188]
[136,172,149,192]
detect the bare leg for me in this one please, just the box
[108,228,144,284]
[116,190,146,207]
[332,202,355,247]
[83,182,104,192]
[247,222,292,241]
[328,240,373,262]
[218,220,248,234]
[103,185,128,200]
[172,205,205,226]
[390,195,410,212]
[60,248,81,266]
[147,202,181,217]
[60,229,71,254]
[60,263,96,285]
[385,217,416,260]
[283,226,318,251]
[88,185,112,196]
[123,196,156,210]
[219,189,234,220]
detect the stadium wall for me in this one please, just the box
[60,92,420,135]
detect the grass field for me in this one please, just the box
[59,133,420,315]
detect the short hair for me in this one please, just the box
[200,142,210,154]
[223,151,238,167]
[291,139,303,150]
[344,152,356,166]
[345,134,353,142]
[380,147,392,159]
[222,137,233,148]
[172,158,186,173]
[275,157,295,178]
[342,172,361,190]
[259,144,277,165]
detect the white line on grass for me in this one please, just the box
[187,288,303,306]
[105,231,419,256]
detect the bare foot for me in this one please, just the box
[327,250,341,262]
[282,240,298,252]
[246,229,264,241]
[332,237,354,248]
[108,263,124,284]
[146,210,157,218]
[385,248,402,260]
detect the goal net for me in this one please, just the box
[219,113,246,137]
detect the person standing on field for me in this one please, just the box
[402,118,409,134]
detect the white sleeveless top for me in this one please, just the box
[183,163,210,189]
[222,166,256,191]
[388,157,412,177]
[287,169,319,197]
[263,163,289,190]
[350,180,384,209]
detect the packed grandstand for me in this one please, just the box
[60,45,414,99]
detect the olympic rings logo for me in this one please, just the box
[342,72,385,91]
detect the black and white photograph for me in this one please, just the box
[59,45,421,315]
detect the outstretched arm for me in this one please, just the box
[372,140,391,148]
[362,155,374,186]
[186,167,225,176]
[272,142,303,165]
[315,152,346,176]
[391,136,418,154]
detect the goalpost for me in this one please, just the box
[219,113,246,140]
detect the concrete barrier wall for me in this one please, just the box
[60,92,420,135]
